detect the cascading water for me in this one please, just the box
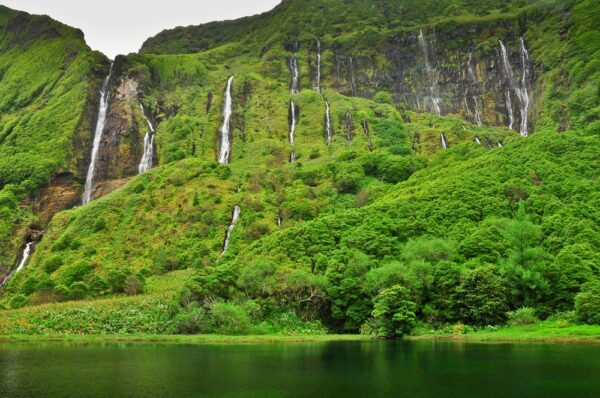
[499,40,531,136]
[289,101,297,163]
[418,29,442,116]
[82,66,113,205]
[362,119,374,152]
[138,133,155,174]
[316,40,322,92]
[441,133,448,149]
[218,76,234,164]
[277,214,282,228]
[475,137,482,145]
[139,104,155,133]
[467,52,477,82]
[345,111,353,142]
[290,43,300,94]
[325,101,333,145]
[498,142,504,148]
[1,241,34,288]
[505,90,515,130]
[473,96,483,126]
[221,205,241,256]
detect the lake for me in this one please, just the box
[1,340,599,398]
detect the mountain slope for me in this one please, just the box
[0,0,598,335]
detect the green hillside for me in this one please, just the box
[0,0,598,337]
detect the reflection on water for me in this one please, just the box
[1,340,599,398]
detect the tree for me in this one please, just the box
[457,265,509,326]
[500,208,550,309]
[371,285,417,338]
[575,281,600,325]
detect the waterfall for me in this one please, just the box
[218,76,234,164]
[316,40,322,92]
[325,101,333,145]
[473,96,483,126]
[139,104,155,133]
[277,214,282,228]
[362,119,374,152]
[290,43,300,94]
[499,40,531,136]
[0,240,36,288]
[475,137,482,145]
[467,52,477,82]
[348,57,357,96]
[418,30,442,116]
[345,111,353,142]
[441,133,448,149]
[82,66,113,205]
[221,205,241,256]
[505,90,515,130]
[498,142,504,148]
[138,133,155,174]
[289,101,297,163]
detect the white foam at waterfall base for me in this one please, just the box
[83,66,113,205]
[218,76,234,164]
[222,205,241,256]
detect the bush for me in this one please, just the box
[507,307,539,326]
[10,294,28,309]
[209,302,252,335]
[124,275,145,296]
[69,282,90,300]
[44,256,63,273]
[575,281,600,325]
[174,304,208,334]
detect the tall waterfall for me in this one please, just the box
[345,111,353,142]
[138,105,155,174]
[289,101,297,163]
[218,76,234,164]
[505,90,515,130]
[82,66,113,205]
[499,40,531,136]
[362,119,374,152]
[221,205,241,256]
[441,133,448,149]
[418,29,442,115]
[325,101,333,145]
[316,40,322,92]
[15,242,33,273]
[473,96,483,126]
[138,133,155,174]
[290,43,300,94]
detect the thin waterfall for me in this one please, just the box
[475,137,482,145]
[138,133,155,174]
[345,111,353,142]
[218,76,234,164]
[362,119,374,152]
[505,90,515,130]
[139,104,155,133]
[473,96,483,126]
[499,40,531,136]
[1,242,34,288]
[325,101,333,145]
[467,52,477,82]
[289,101,297,163]
[418,29,441,115]
[316,40,322,92]
[277,214,282,228]
[441,133,448,149]
[221,205,241,256]
[498,142,504,148]
[83,66,113,205]
[290,43,300,94]
[348,57,357,96]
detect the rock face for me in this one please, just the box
[322,19,536,132]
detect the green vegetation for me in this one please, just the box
[0,0,599,341]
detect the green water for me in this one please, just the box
[1,340,599,398]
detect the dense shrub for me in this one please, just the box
[575,281,600,325]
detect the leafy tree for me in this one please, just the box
[457,266,509,326]
[371,285,417,338]
[574,281,600,325]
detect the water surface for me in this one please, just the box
[1,340,599,398]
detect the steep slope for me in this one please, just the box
[0,0,598,335]
[0,6,108,272]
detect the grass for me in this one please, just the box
[0,333,372,345]
[412,322,600,344]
